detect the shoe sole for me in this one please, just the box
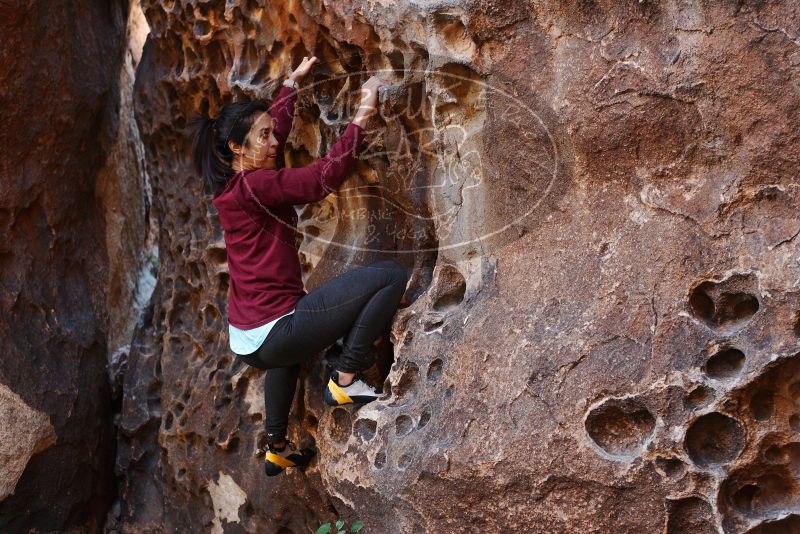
[264,450,315,477]
[324,378,381,406]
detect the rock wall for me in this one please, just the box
[118,1,800,533]
[0,0,131,531]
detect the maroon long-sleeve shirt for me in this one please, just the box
[211,85,366,328]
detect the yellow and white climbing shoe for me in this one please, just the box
[324,371,383,406]
[264,440,315,477]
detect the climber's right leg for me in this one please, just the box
[259,259,408,395]
[247,259,408,373]
[286,259,408,405]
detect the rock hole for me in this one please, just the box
[303,225,321,238]
[685,412,745,466]
[189,262,201,282]
[353,418,377,442]
[764,445,786,464]
[730,474,794,517]
[788,381,800,404]
[329,408,351,443]
[214,392,232,408]
[585,398,656,457]
[688,274,760,331]
[204,40,227,75]
[374,450,386,469]
[666,497,715,534]
[218,272,230,294]
[418,407,432,429]
[422,314,444,332]
[430,264,466,312]
[164,412,174,431]
[391,362,419,404]
[744,515,800,534]
[205,245,227,265]
[432,12,474,54]
[685,385,716,410]
[434,67,481,115]
[240,502,255,521]
[655,456,687,480]
[398,452,412,469]
[704,348,746,380]
[785,443,800,467]
[395,415,414,436]
[750,390,775,421]
[427,358,444,384]
[305,414,318,429]
[203,305,220,328]
[689,284,715,321]
[255,432,268,456]
[789,413,800,432]
[387,49,404,73]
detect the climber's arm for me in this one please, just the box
[268,56,318,157]
[242,73,386,207]
[268,84,296,156]
[242,122,366,206]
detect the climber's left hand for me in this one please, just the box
[289,56,318,82]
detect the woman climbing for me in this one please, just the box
[189,56,408,477]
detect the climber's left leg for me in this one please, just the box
[261,363,316,476]
[263,363,299,445]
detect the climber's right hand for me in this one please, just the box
[357,75,391,114]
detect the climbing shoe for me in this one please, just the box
[324,371,383,406]
[264,440,316,477]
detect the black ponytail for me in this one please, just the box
[189,99,269,197]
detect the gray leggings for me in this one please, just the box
[235,258,408,440]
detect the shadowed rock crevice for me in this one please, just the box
[0,0,135,531]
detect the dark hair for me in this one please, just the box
[189,100,269,197]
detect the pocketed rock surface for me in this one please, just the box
[116,1,800,533]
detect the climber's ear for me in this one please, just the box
[228,139,243,154]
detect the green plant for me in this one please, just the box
[315,518,364,534]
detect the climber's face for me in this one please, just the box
[229,111,279,171]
